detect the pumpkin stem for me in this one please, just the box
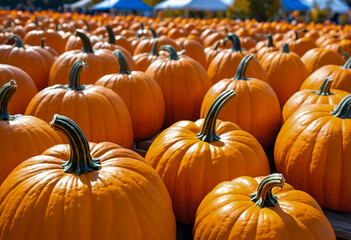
[282,43,290,54]
[233,54,254,80]
[197,90,236,142]
[331,94,351,119]
[68,61,88,91]
[50,114,101,175]
[83,19,90,32]
[294,30,299,40]
[114,50,131,75]
[105,25,115,45]
[0,80,16,121]
[136,23,145,38]
[250,173,285,208]
[75,31,94,53]
[213,40,222,50]
[342,57,351,69]
[226,33,242,52]
[151,40,159,56]
[160,45,179,60]
[5,35,24,48]
[313,78,335,96]
[41,37,46,48]
[149,27,158,38]
[266,34,274,47]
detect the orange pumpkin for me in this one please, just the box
[0,114,176,240]
[23,29,65,54]
[178,38,207,69]
[0,80,61,183]
[275,94,351,212]
[193,173,336,240]
[145,45,211,127]
[284,30,318,57]
[96,50,165,141]
[256,34,278,61]
[133,40,160,72]
[26,60,134,148]
[145,90,270,224]
[282,77,349,122]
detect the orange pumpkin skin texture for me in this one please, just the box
[256,34,278,62]
[193,174,336,240]
[0,35,55,91]
[300,57,351,92]
[96,50,165,141]
[207,34,268,85]
[0,81,62,184]
[204,39,224,70]
[145,45,211,127]
[274,96,351,212]
[200,55,281,149]
[23,29,66,54]
[0,115,176,240]
[145,90,270,224]
[133,40,160,72]
[49,31,118,86]
[301,48,345,76]
[178,38,207,69]
[261,44,308,107]
[0,64,37,114]
[25,61,133,149]
[282,78,349,122]
[286,31,318,57]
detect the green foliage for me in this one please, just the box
[227,0,281,21]
[143,0,163,7]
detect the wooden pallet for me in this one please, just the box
[133,135,351,240]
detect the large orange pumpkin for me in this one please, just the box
[275,94,351,212]
[23,29,65,54]
[133,40,160,72]
[48,31,118,86]
[0,80,61,183]
[145,90,270,224]
[26,60,134,148]
[193,173,336,240]
[200,54,281,149]
[0,114,176,240]
[96,50,165,141]
[145,45,211,127]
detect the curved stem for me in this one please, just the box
[50,114,101,175]
[250,173,285,208]
[160,45,179,60]
[5,35,24,48]
[313,77,334,96]
[75,31,94,53]
[105,25,115,45]
[68,61,88,91]
[282,43,290,54]
[331,94,351,119]
[294,30,299,40]
[151,40,159,56]
[0,80,16,121]
[213,40,222,50]
[197,90,236,142]
[266,34,274,47]
[114,50,131,74]
[136,23,145,38]
[148,27,158,38]
[342,57,351,69]
[233,54,254,80]
[83,19,90,32]
[227,33,242,52]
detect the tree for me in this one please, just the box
[143,0,163,7]
[228,0,281,21]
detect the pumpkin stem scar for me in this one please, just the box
[50,114,101,175]
[0,80,16,121]
[312,77,335,96]
[114,50,131,75]
[250,173,285,208]
[331,94,351,119]
[233,54,254,81]
[75,31,94,53]
[160,45,179,60]
[197,89,236,142]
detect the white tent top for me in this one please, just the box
[91,0,117,10]
[301,0,350,14]
[154,0,229,11]
[219,0,234,7]
[67,0,92,9]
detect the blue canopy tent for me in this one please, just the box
[91,0,152,11]
[281,0,310,10]
[154,0,228,12]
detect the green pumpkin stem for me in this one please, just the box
[233,54,254,80]
[149,27,158,38]
[114,50,131,74]
[197,90,236,142]
[75,31,94,53]
[0,80,16,121]
[267,34,274,47]
[227,33,242,52]
[5,35,24,48]
[105,25,115,45]
[136,23,145,38]
[250,173,285,208]
[282,43,290,53]
[331,94,351,119]
[83,19,90,32]
[151,40,159,56]
[313,78,334,96]
[213,40,222,50]
[50,114,101,175]
[342,57,351,69]
[68,61,88,91]
[160,45,179,60]
[294,30,299,40]
[41,37,46,48]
